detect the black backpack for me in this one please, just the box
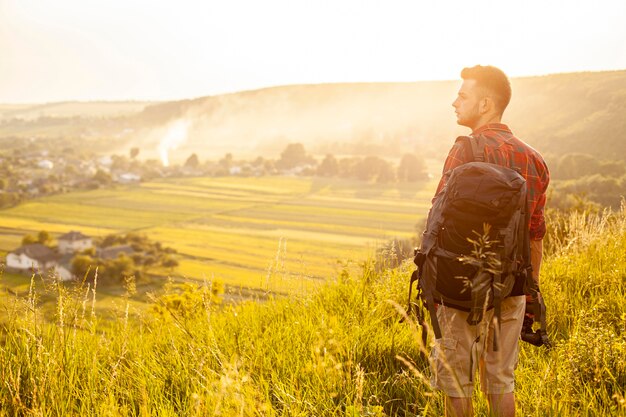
[409,135,536,352]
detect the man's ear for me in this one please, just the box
[479,96,493,115]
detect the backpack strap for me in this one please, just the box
[419,272,442,339]
[456,135,486,163]
[492,269,503,352]
[470,135,486,162]
[404,252,430,354]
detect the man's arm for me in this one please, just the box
[529,156,549,287]
[530,239,543,286]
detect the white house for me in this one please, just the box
[53,264,74,282]
[37,160,54,170]
[97,155,113,168]
[6,244,58,272]
[58,231,93,254]
[117,173,141,184]
[53,254,76,282]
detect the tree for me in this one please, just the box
[219,153,233,170]
[556,153,599,180]
[93,169,112,186]
[71,255,95,280]
[130,147,140,159]
[263,159,276,175]
[276,143,308,170]
[37,230,51,245]
[64,164,79,177]
[22,235,38,245]
[162,256,179,271]
[252,156,265,167]
[103,254,135,284]
[338,158,359,178]
[142,254,158,267]
[376,160,396,183]
[598,160,625,177]
[113,254,135,275]
[184,153,200,169]
[397,153,428,182]
[316,154,339,177]
[101,234,121,248]
[353,156,388,181]
[0,192,20,208]
[111,155,129,171]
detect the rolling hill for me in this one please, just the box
[1,70,624,162]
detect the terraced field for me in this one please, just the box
[0,176,436,294]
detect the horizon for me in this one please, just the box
[2,0,625,103]
[2,68,625,106]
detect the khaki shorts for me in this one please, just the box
[429,295,525,398]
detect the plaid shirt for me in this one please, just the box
[435,123,550,240]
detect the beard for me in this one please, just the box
[455,106,481,129]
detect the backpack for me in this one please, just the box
[411,135,533,352]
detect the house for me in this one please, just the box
[97,155,113,168]
[54,254,76,282]
[5,244,78,282]
[58,231,93,254]
[116,173,141,184]
[5,244,58,273]
[37,160,54,170]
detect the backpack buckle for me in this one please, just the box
[466,309,483,326]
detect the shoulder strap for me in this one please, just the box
[456,135,486,163]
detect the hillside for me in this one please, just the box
[1,70,624,161]
[509,71,626,159]
[0,101,153,121]
[140,70,626,161]
[0,202,623,415]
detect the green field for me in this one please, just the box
[0,176,436,295]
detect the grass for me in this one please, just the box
[0,204,624,415]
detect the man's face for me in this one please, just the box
[452,79,485,130]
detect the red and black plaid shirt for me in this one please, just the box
[435,123,550,240]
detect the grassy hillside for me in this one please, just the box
[510,71,626,159]
[0,204,623,416]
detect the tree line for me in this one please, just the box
[228,143,429,183]
[546,152,626,210]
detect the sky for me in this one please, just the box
[1,0,625,103]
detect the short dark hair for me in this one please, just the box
[461,65,511,115]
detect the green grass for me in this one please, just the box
[0,176,434,297]
[0,204,624,415]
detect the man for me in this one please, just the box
[430,65,549,417]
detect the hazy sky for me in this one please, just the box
[1,0,625,103]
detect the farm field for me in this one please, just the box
[0,176,436,298]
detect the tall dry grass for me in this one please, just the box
[0,204,624,416]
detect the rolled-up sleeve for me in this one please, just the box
[529,159,550,240]
[529,192,547,240]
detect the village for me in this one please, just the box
[0,138,427,210]
[4,230,178,284]
[5,231,95,281]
